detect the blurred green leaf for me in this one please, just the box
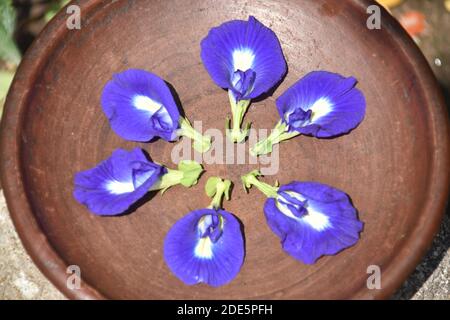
[0,70,15,118]
[0,0,16,35]
[205,177,221,197]
[0,0,21,65]
[0,70,14,99]
[45,0,70,23]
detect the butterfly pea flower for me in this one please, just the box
[201,16,287,143]
[73,148,203,216]
[164,177,244,287]
[241,170,363,264]
[101,69,211,152]
[250,71,366,156]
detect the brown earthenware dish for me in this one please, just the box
[1,0,449,299]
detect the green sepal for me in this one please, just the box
[226,90,252,143]
[205,176,232,209]
[177,117,212,153]
[178,160,203,187]
[150,160,203,193]
[241,170,279,198]
[250,120,300,157]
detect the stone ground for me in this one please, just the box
[0,189,448,299]
[388,0,450,300]
[392,211,450,299]
[0,191,64,299]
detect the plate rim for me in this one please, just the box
[0,0,448,300]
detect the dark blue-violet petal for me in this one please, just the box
[101,69,180,142]
[164,208,244,287]
[276,71,366,138]
[73,148,166,216]
[264,181,363,264]
[201,16,286,100]
[230,69,256,100]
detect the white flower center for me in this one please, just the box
[309,97,333,122]
[105,167,155,195]
[133,95,162,113]
[105,180,135,194]
[302,208,331,231]
[232,48,255,71]
[276,191,332,231]
[132,95,173,126]
[194,237,214,259]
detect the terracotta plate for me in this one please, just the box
[1,0,449,299]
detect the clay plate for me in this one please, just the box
[1,0,449,299]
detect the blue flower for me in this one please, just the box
[73,148,166,215]
[277,71,366,137]
[164,208,244,287]
[242,171,363,264]
[74,148,203,216]
[251,71,366,156]
[101,69,211,152]
[201,16,287,142]
[101,69,180,142]
[264,182,363,264]
[164,177,243,287]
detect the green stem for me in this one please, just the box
[241,170,279,198]
[250,120,299,157]
[205,177,232,209]
[226,90,251,143]
[177,117,212,153]
[149,160,203,193]
[208,181,227,209]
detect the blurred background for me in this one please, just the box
[0,0,448,299]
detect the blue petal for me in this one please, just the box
[101,69,181,142]
[230,69,256,100]
[201,16,286,100]
[73,148,166,215]
[276,71,366,138]
[164,208,244,287]
[264,181,363,264]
